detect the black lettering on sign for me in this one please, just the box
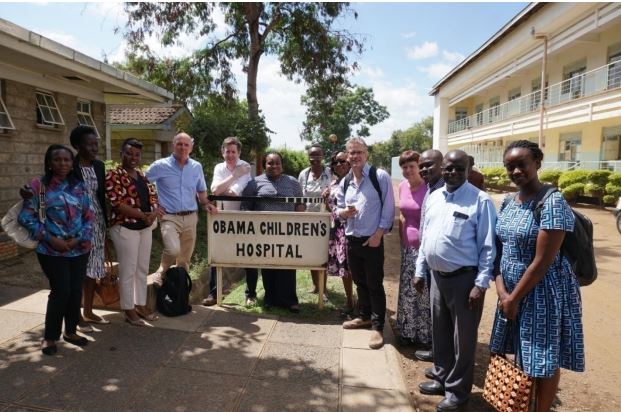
[320,222,327,236]
[236,243,244,256]
[296,244,302,258]
[285,245,294,258]
[276,244,285,257]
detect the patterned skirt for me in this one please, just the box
[327,224,348,278]
[396,246,431,344]
[85,209,106,280]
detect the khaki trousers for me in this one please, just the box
[158,213,198,274]
[109,225,153,310]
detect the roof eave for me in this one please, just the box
[429,2,545,96]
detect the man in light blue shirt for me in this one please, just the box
[335,137,395,350]
[146,133,217,281]
[414,150,496,411]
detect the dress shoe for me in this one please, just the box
[419,380,445,396]
[369,330,384,349]
[41,340,57,356]
[62,334,88,347]
[425,367,435,380]
[436,397,468,412]
[124,315,145,327]
[415,349,433,362]
[342,317,372,329]
[83,315,110,325]
[77,321,93,333]
[202,295,217,306]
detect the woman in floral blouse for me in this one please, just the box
[105,138,158,325]
[19,144,94,355]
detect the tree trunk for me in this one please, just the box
[245,3,264,173]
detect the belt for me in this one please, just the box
[346,235,370,243]
[437,266,478,277]
[171,210,196,216]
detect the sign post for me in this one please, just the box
[208,210,331,308]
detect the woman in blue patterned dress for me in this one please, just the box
[490,140,584,412]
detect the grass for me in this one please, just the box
[222,269,349,322]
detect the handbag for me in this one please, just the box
[1,182,46,249]
[94,242,120,306]
[483,317,535,412]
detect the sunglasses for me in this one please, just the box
[333,159,349,166]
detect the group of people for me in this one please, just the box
[17,128,584,412]
[373,141,584,412]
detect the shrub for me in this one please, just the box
[584,182,605,195]
[538,169,562,187]
[558,170,588,189]
[603,195,617,205]
[605,183,621,198]
[586,170,611,186]
[561,183,585,201]
[481,167,510,190]
[608,172,621,186]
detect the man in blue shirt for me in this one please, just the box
[335,137,395,350]
[146,133,217,282]
[414,150,496,412]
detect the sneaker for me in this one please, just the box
[369,330,384,349]
[342,317,372,330]
[245,297,257,306]
[202,295,217,306]
[77,321,93,333]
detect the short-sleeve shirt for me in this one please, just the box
[211,160,252,211]
[145,155,207,213]
[298,166,332,212]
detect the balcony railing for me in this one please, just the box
[448,61,621,134]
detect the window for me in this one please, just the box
[602,125,621,161]
[475,103,484,125]
[35,91,64,126]
[507,87,522,115]
[0,80,15,130]
[559,132,582,162]
[76,100,99,136]
[608,45,621,89]
[561,60,586,98]
[508,87,521,101]
[455,107,468,121]
[489,96,500,122]
[530,78,548,111]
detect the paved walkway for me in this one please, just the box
[0,285,413,412]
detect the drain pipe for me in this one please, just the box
[533,29,548,148]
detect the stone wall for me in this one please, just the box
[0,79,105,260]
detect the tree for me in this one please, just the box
[367,116,433,172]
[301,84,389,153]
[122,2,364,157]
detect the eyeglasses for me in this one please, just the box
[441,166,466,173]
[333,160,349,166]
[348,150,365,156]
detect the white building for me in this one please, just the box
[431,3,621,171]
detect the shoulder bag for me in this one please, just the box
[1,183,46,249]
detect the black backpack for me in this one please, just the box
[342,165,393,230]
[156,266,192,316]
[500,185,597,286]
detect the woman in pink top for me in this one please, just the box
[396,150,431,346]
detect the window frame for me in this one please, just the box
[35,91,65,126]
[0,80,16,131]
[76,99,99,136]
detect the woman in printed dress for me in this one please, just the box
[70,126,109,330]
[395,150,431,346]
[324,150,355,316]
[490,140,584,412]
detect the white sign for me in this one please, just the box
[207,210,331,270]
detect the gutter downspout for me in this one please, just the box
[536,34,548,148]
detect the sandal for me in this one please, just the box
[83,314,110,325]
[136,308,158,321]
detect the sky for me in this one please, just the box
[0,2,526,150]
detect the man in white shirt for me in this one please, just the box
[202,137,255,306]
[298,143,332,299]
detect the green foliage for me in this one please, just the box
[561,183,585,201]
[584,182,604,195]
[366,116,433,172]
[586,170,611,186]
[103,160,118,171]
[608,172,621,186]
[603,195,617,205]
[122,2,364,135]
[605,183,621,198]
[187,95,271,181]
[557,170,589,189]
[267,147,309,177]
[480,167,511,190]
[301,84,389,149]
[538,169,562,187]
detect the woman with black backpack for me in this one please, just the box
[490,140,585,412]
